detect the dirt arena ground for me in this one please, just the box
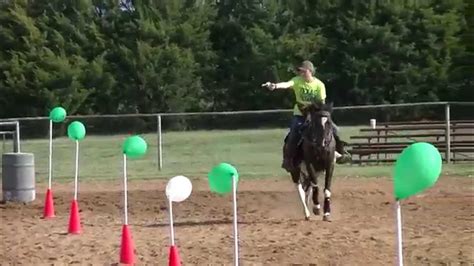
[1,176,473,265]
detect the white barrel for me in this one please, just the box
[2,153,35,202]
[370,119,377,129]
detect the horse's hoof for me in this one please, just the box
[305,216,311,221]
[313,207,321,216]
[322,215,331,222]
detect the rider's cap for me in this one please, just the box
[298,60,315,74]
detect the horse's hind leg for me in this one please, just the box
[312,183,320,215]
[323,162,335,222]
[307,165,321,216]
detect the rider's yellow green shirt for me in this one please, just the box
[289,76,326,115]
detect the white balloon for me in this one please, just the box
[166,175,193,202]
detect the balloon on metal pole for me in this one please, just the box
[208,163,240,266]
[43,106,67,219]
[166,175,193,266]
[392,142,442,266]
[119,135,148,265]
[66,121,86,234]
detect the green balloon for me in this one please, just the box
[208,163,239,194]
[67,121,86,141]
[49,107,67,123]
[122,135,148,159]
[393,142,442,200]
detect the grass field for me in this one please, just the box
[1,127,472,182]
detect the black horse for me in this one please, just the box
[287,102,336,222]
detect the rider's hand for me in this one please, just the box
[261,82,276,91]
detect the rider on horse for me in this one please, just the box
[263,60,351,172]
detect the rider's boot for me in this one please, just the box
[334,134,351,164]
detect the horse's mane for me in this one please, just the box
[303,101,333,117]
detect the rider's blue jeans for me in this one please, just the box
[290,115,306,135]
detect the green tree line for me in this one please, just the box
[0,0,472,118]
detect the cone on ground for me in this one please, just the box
[68,199,81,234]
[43,188,55,219]
[120,224,135,265]
[168,245,182,266]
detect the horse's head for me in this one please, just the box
[303,101,334,148]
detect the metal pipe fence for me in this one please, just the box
[0,102,472,171]
[0,121,21,153]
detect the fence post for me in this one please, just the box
[13,121,20,153]
[157,114,163,170]
[445,104,451,163]
[2,133,5,152]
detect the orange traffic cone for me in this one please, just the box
[120,224,135,265]
[68,199,81,234]
[168,245,182,266]
[43,188,55,219]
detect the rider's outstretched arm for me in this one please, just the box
[262,80,294,90]
[273,81,294,89]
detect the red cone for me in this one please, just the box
[120,224,135,265]
[68,199,81,234]
[168,245,182,266]
[43,188,55,219]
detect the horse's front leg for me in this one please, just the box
[323,159,335,222]
[291,168,311,220]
